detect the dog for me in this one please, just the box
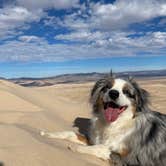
[41,75,166,166]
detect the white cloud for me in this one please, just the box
[54,30,166,50]
[0,0,79,38]
[44,13,90,31]
[90,0,166,30]
[16,0,79,10]
[49,0,166,31]
[0,40,128,62]
[0,31,165,62]
[55,31,107,42]
[0,6,44,38]
[1,0,166,39]
[18,35,46,43]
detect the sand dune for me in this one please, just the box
[0,79,165,166]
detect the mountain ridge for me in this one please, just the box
[5,69,166,87]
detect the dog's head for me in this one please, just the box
[90,76,149,123]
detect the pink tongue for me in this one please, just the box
[104,107,121,123]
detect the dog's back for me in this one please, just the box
[122,111,166,166]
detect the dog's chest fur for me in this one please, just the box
[91,108,135,151]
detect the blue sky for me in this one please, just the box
[0,0,166,78]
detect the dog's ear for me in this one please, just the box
[108,69,115,78]
[90,79,108,114]
[129,78,150,112]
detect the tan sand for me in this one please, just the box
[0,79,165,166]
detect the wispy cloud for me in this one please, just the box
[90,0,166,30]
[0,31,165,62]
[0,6,44,38]
[55,31,107,43]
[16,0,79,10]
[18,35,46,43]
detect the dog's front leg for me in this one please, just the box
[68,144,111,160]
[40,131,88,145]
[109,144,129,166]
[109,152,124,166]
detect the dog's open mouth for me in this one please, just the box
[103,101,127,123]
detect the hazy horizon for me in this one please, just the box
[2,66,166,79]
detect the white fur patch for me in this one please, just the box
[113,79,126,91]
[102,107,135,151]
[40,131,87,145]
[103,78,131,107]
[113,79,131,106]
[69,144,110,160]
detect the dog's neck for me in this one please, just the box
[102,107,135,146]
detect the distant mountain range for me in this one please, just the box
[5,69,166,87]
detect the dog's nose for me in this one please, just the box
[109,89,119,100]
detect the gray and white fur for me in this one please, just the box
[90,76,166,166]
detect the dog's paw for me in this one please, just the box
[40,131,46,136]
[110,152,123,166]
[40,131,53,138]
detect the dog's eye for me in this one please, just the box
[123,89,129,95]
[101,85,109,92]
[123,89,134,98]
